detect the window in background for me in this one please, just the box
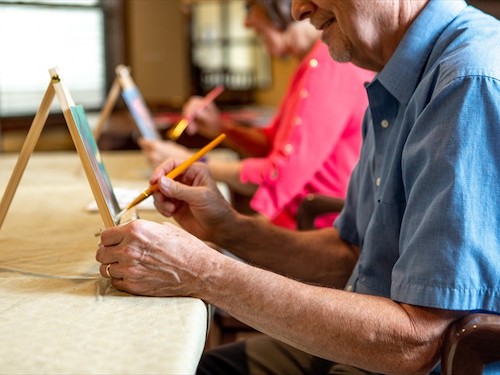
[0,0,106,117]
[189,0,271,95]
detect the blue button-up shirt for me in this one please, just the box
[336,0,500,317]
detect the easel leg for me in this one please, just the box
[0,83,55,229]
[93,77,121,141]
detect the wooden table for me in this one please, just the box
[0,150,208,374]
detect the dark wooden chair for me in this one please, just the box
[296,193,345,230]
[441,312,500,374]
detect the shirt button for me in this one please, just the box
[381,119,390,128]
[346,285,353,292]
[309,58,319,68]
[284,144,293,155]
[294,116,302,126]
[300,89,309,98]
[376,177,381,186]
[270,170,279,180]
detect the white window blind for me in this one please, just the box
[0,0,105,116]
[191,1,271,91]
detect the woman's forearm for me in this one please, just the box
[207,159,258,196]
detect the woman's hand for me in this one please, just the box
[138,138,193,168]
[182,97,222,138]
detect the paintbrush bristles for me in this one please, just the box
[126,191,151,210]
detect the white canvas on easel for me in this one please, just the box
[0,67,134,230]
[93,64,161,142]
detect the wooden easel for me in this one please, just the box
[0,67,122,229]
[93,64,161,142]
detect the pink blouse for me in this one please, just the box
[240,41,374,229]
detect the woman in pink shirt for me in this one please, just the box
[139,0,373,229]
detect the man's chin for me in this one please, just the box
[327,43,352,63]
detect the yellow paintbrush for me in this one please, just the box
[115,133,226,223]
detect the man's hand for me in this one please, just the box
[150,158,237,243]
[96,219,217,297]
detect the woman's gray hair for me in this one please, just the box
[257,0,294,30]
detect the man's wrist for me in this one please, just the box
[216,211,249,251]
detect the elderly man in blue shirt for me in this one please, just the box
[96,0,500,374]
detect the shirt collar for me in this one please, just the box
[377,0,468,104]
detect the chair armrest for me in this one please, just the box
[441,312,500,375]
[296,194,344,230]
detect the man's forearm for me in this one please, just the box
[199,255,462,375]
[216,213,358,288]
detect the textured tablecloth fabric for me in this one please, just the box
[0,152,209,374]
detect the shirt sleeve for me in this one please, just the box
[392,75,500,310]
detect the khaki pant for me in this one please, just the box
[197,334,379,375]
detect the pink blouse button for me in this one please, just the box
[284,144,294,155]
[309,58,319,68]
[300,89,309,98]
[270,170,279,180]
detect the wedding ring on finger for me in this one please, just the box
[105,263,112,278]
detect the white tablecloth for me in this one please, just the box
[0,151,209,374]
